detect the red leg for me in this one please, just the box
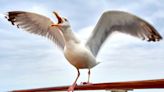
[68,68,80,92]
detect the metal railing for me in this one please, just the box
[11,79,164,92]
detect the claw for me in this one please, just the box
[80,82,92,85]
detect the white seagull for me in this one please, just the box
[6,11,162,92]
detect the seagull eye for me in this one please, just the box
[64,18,68,21]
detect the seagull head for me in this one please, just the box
[51,11,70,31]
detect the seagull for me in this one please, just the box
[5,11,162,92]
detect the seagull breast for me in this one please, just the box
[64,41,98,69]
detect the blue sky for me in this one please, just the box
[0,0,164,92]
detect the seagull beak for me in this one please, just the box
[54,11,63,23]
[51,11,63,27]
[51,24,60,27]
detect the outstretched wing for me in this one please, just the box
[86,11,162,56]
[5,11,65,50]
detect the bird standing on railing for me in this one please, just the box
[5,10,162,92]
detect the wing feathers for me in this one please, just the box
[139,21,162,41]
[86,11,162,56]
[6,11,65,50]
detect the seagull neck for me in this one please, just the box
[62,28,80,43]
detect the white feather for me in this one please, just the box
[6,11,65,50]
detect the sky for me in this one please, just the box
[0,0,164,92]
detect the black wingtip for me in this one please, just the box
[5,11,24,27]
[147,34,163,42]
[140,21,163,42]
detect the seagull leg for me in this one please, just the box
[68,68,80,92]
[87,69,91,83]
[80,69,92,85]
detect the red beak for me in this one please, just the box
[51,12,63,28]
[53,11,63,24]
